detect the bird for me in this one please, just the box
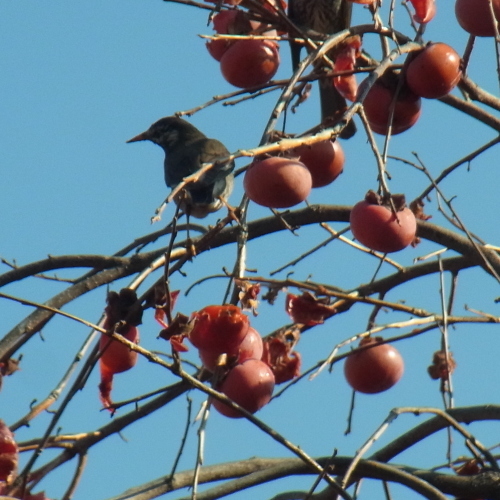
[127,116,234,219]
[288,0,356,139]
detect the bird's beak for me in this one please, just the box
[126,131,150,143]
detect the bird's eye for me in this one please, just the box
[163,129,179,147]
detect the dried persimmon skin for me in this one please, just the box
[409,0,436,23]
[0,419,18,482]
[189,305,249,352]
[98,325,140,411]
[98,288,142,411]
[262,331,301,384]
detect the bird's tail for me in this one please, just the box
[319,78,356,139]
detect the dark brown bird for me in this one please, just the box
[288,0,356,139]
[127,116,234,219]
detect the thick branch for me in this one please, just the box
[370,405,500,463]
[2,205,499,362]
[103,453,500,500]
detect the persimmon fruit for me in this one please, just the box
[344,337,404,394]
[244,157,312,208]
[211,359,275,418]
[199,326,263,372]
[362,77,421,135]
[455,0,500,36]
[406,43,461,99]
[293,140,345,188]
[220,39,280,88]
[350,195,417,253]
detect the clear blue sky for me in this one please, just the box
[1,2,500,500]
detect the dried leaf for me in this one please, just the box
[0,359,20,377]
[427,350,456,380]
[98,368,114,412]
[410,198,432,221]
[154,289,181,328]
[236,280,261,316]
[0,359,20,392]
[262,285,283,305]
[456,459,481,476]
[105,288,142,329]
[158,313,191,352]
[286,292,333,325]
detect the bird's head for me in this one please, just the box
[126,116,206,152]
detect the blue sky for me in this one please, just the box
[1,2,500,500]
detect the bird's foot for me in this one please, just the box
[227,205,242,225]
[219,197,241,225]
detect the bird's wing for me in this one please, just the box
[192,138,235,186]
[164,138,234,189]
